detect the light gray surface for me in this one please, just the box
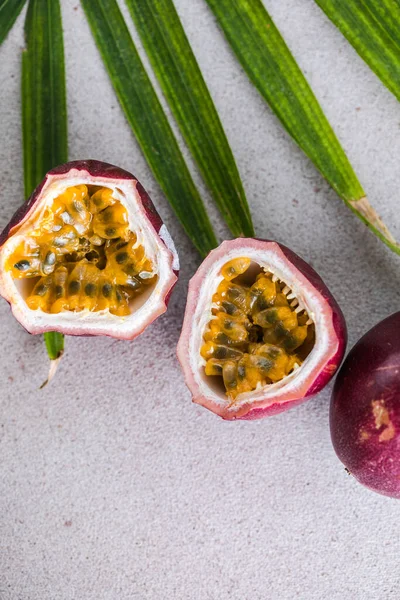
[1,1,400,598]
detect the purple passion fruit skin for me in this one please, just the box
[0,160,179,339]
[331,312,400,498]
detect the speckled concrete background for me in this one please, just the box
[1,1,400,599]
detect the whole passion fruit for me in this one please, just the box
[0,160,179,339]
[331,312,400,498]
[177,238,346,420]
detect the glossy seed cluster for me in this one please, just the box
[201,258,314,400]
[6,185,155,315]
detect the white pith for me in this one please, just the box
[0,169,178,339]
[182,242,338,415]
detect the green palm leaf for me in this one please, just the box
[81,0,218,257]
[0,0,26,46]
[205,0,400,254]
[315,0,400,102]
[22,0,67,362]
[125,0,254,238]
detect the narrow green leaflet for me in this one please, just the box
[22,0,67,197]
[0,0,26,46]
[125,0,254,238]
[23,0,67,362]
[315,0,400,102]
[81,0,217,257]
[206,0,400,254]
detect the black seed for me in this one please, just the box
[275,322,287,337]
[267,310,278,324]
[126,277,141,290]
[125,263,138,276]
[85,283,96,297]
[116,251,128,264]
[115,289,122,302]
[225,376,237,389]
[97,257,107,270]
[283,335,297,351]
[216,333,232,345]
[224,319,233,331]
[214,345,242,360]
[65,252,81,263]
[35,284,47,296]
[102,283,112,298]
[257,358,273,373]
[227,287,240,300]
[267,347,280,359]
[85,250,100,263]
[215,346,228,359]
[55,285,63,298]
[79,237,90,248]
[222,301,237,316]
[255,296,269,311]
[248,325,263,343]
[105,227,116,237]
[115,240,128,250]
[238,365,246,379]
[14,260,30,271]
[68,280,80,294]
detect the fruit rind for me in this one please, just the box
[177,238,346,420]
[0,160,179,340]
[330,311,400,499]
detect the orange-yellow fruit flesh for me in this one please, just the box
[201,258,315,401]
[6,185,156,315]
[221,257,251,281]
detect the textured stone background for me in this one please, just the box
[1,1,400,599]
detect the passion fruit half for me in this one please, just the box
[177,239,346,420]
[331,312,400,498]
[0,160,179,339]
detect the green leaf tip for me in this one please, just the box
[205,0,400,255]
[315,0,400,104]
[0,0,26,47]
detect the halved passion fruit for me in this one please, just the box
[177,239,346,420]
[0,160,178,339]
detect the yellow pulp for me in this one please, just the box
[5,185,155,316]
[201,258,315,400]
